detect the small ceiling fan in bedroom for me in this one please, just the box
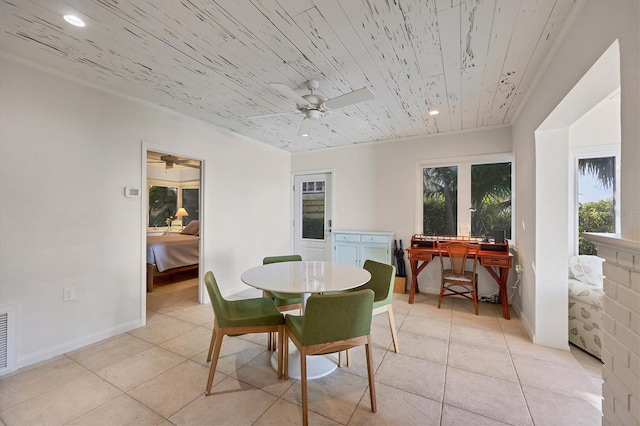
[147,152,200,169]
[246,80,375,137]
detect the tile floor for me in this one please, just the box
[0,278,603,425]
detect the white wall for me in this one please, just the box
[292,126,515,298]
[511,0,639,347]
[0,57,291,372]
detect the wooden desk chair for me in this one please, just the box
[284,290,376,426]
[203,271,285,396]
[263,255,303,350]
[437,242,480,314]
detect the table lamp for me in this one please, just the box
[176,208,189,230]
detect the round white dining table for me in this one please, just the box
[241,260,371,379]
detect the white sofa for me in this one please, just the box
[568,255,605,359]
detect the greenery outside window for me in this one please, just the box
[419,155,514,241]
[149,185,177,227]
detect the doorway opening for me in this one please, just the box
[145,150,202,306]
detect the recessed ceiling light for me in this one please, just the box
[301,133,309,137]
[63,14,85,27]
[429,109,440,116]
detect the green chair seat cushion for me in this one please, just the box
[221,297,285,328]
[265,290,302,306]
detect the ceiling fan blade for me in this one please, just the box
[297,117,316,137]
[246,110,300,119]
[323,87,375,110]
[269,83,310,106]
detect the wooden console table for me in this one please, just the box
[406,235,514,319]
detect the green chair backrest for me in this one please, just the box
[263,255,302,264]
[204,271,231,327]
[361,259,396,305]
[300,289,374,346]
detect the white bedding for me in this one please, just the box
[147,234,199,272]
[568,277,603,359]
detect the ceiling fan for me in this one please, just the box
[148,153,200,169]
[247,80,375,137]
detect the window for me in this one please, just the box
[419,156,513,240]
[577,155,617,254]
[301,180,326,240]
[182,188,199,225]
[148,185,177,227]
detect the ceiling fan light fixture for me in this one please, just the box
[63,14,85,27]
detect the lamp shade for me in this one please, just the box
[176,208,189,218]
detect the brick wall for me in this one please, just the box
[593,239,640,426]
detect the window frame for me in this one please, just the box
[147,178,200,228]
[415,153,515,242]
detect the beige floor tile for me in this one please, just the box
[349,381,442,425]
[569,344,603,378]
[0,355,89,411]
[127,360,210,418]
[452,298,500,317]
[404,299,454,321]
[281,368,370,425]
[399,315,451,340]
[511,354,602,403]
[447,341,518,383]
[374,353,445,402]
[0,374,121,425]
[449,324,507,350]
[96,346,186,391]
[523,385,602,426]
[497,317,529,336]
[191,336,266,376]
[129,316,199,345]
[67,334,153,372]
[444,367,532,426]
[335,345,387,379]
[233,351,295,397]
[441,404,510,425]
[254,398,340,425]
[160,326,212,358]
[504,333,582,367]
[396,330,449,364]
[67,393,164,425]
[451,310,502,330]
[163,303,213,327]
[169,376,277,425]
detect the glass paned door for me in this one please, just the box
[294,173,333,261]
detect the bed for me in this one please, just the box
[568,255,605,359]
[146,220,199,292]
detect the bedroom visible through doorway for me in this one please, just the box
[145,151,202,297]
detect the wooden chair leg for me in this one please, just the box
[205,330,224,395]
[338,351,342,367]
[473,281,479,315]
[365,336,377,413]
[300,348,309,426]
[346,348,352,367]
[283,328,289,380]
[437,282,445,309]
[386,306,400,353]
[206,324,218,362]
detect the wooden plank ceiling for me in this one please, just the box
[0,0,580,152]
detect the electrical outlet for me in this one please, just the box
[515,264,523,273]
[63,287,76,302]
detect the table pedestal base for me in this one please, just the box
[270,348,338,380]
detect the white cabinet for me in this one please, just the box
[333,231,394,267]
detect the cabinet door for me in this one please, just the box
[334,242,359,266]
[360,244,389,265]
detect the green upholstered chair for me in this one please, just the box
[284,290,377,426]
[437,241,479,315]
[203,271,285,396]
[263,255,303,350]
[349,260,399,355]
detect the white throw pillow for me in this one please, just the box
[568,255,605,287]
